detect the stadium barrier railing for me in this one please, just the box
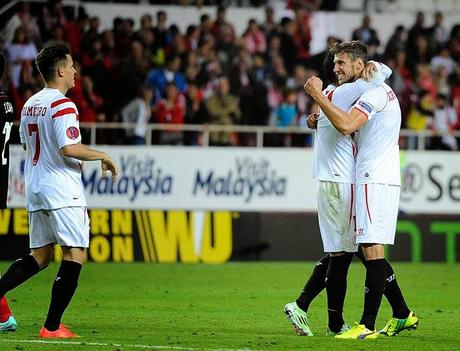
[10,121,459,150]
[72,122,460,150]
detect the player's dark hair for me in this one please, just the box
[323,52,338,86]
[36,43,70,83]
[0,53,5,80]
[330,40,368,63]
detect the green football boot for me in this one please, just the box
[284,302,313,336]
[335,322,378,339]
[379,311,419,336]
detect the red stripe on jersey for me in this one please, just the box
[51,98,72,108]
[352,106,369,119]
[365,184,372,224]
[52,107,77,119]
[326,89,334,101]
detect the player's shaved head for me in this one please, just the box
[36,43,71,82]
[330,40,368,64]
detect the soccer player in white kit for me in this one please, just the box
[304,41,418,339]
[285,52,400,336]
[0,44,118,338]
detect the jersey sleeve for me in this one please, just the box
[51,99,81,148]
[331,80,375,110]
[352,87,387,120]
[378,62,392,80]
[367,61,392,83]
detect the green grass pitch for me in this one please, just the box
[0,262,458,351]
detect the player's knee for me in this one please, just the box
[61,247,86,264]
[325,254,353,286]
[361,244,384,260]
[31,253,53,270]
[30,246,54,269]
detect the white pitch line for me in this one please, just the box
[0,339,255,351]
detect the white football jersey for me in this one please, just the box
[352,83,401,185]
[313,71,389,183]
[19,87,86,211]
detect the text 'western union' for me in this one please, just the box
[0,209,233,264]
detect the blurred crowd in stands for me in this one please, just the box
[0,0,459,149]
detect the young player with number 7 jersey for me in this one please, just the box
[0,43,118,339]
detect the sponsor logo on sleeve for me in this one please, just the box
[357,101,373,114]
[66,126,80,139]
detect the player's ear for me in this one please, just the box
[355,58,365,71]
[56,65,65,78]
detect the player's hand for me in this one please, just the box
[362,62,377,81]
[304,76,323,96]
[101,155,118,183]
[306,112,319,129]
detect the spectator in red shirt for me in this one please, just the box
[155,82,186,144]
[68,64,105,143]
[11,84,34,122]
[292,8,312,64]
[63,9,88,59]
[184,25,200,52]
[68,63,104,122]
[211,6,236,46]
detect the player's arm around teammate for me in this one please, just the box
[304,76,368,135]
[304,59,388,132]
[301,48,390,135]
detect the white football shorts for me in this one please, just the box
[317,181,357,253]
[354,183,400,245]
[29,207,90,248]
